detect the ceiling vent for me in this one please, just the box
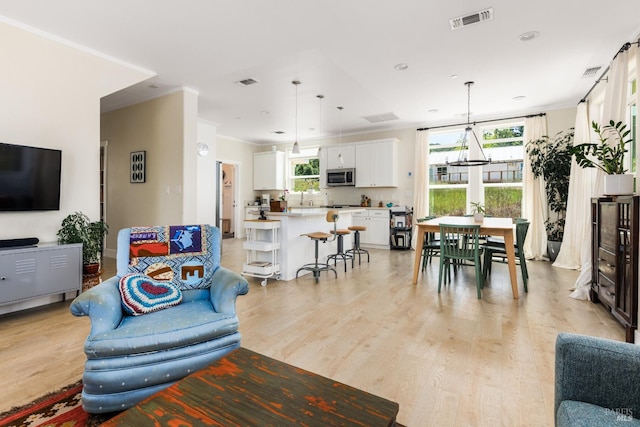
[235,78,259,87]
[362,112,399,123]
[582,66,602,78]
[449,8,494,30]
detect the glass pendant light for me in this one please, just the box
[337,106,344,165]
[292,80,301,154]
[447,81,491,167]
[316,94,324,156]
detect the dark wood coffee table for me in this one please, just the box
[102,347,399,426]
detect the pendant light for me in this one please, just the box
[447,81,491,167]
[292,80,301,154]
[316,94,324,156]
[337,106,344,166]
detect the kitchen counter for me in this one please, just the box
[244,208,363,281]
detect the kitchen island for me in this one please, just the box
[244,207,364,281]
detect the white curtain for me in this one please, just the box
[555,102,594,271]
[561,47,631,299]
[411,130,430,249]
[522,115,548,260]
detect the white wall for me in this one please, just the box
[0,21,152,314]
[197,119,218,225]
[101,91,192,253]
[0,22,152,242]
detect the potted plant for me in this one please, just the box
[57,211,109,274]
[570,120,633,195]
[526,128,573,261]
[470,202,485,222]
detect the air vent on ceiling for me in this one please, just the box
[362,112,399,123]
[449,8,494,30]
[582,66,602,78]
[235,78,259,87]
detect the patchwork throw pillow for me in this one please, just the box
[119,273,183,316]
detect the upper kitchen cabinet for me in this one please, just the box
[253,151,285,190]
[326,145,355,170]
[355,139,398,187]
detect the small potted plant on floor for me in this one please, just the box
[57,211,109,274]
[570,120,633,195]
[526,128,573,261]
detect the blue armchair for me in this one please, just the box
[70,224,249,414]
[555,333,640,426]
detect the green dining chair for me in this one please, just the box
[417,216,440,270]
[482,218,529,292]
[438,223,484,299]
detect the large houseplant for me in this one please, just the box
[526,128,573,260]
[570,120,633,195]
[57,211,109,273]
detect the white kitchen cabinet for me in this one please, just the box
[351,209,390,249]
[326,144,356,169]
[355,139,398,187]
[253,151,285,190]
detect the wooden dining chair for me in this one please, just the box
[438,223,484,299]
[482,218,529,292]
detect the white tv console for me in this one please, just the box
[0,243,82,311]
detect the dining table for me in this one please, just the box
[412,216,520,299]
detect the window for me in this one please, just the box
[427,122,524,217]
[288,148,320,192]
[428,129,468,216]
[481,124,524,218]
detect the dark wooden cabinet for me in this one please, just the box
[591,196,639,343]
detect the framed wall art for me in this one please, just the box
[130,151,146,183]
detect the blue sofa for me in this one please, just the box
[555,333,640,426]
[70,224,249,414]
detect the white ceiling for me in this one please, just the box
[2,1,640,145]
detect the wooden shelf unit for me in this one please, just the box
[591,196,639,343]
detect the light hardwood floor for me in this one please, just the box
[0,238,625,426]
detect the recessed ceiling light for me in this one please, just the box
[261,110,269,115]
[428,109,439,113]
[513,95,526,101]
[519,31,539,42]
[273,131,285,134]
[148,84,159,89]
[450,74,459,79]
[394,63,409,71]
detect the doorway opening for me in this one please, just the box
[217,162,237,239]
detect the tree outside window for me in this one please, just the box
[289,148,320,192]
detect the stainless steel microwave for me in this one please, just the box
[327,168,355,187]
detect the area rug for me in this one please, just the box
[0,382,114,427]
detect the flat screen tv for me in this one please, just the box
[0,142,62,211]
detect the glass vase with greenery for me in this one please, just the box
[526,128,573,242]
